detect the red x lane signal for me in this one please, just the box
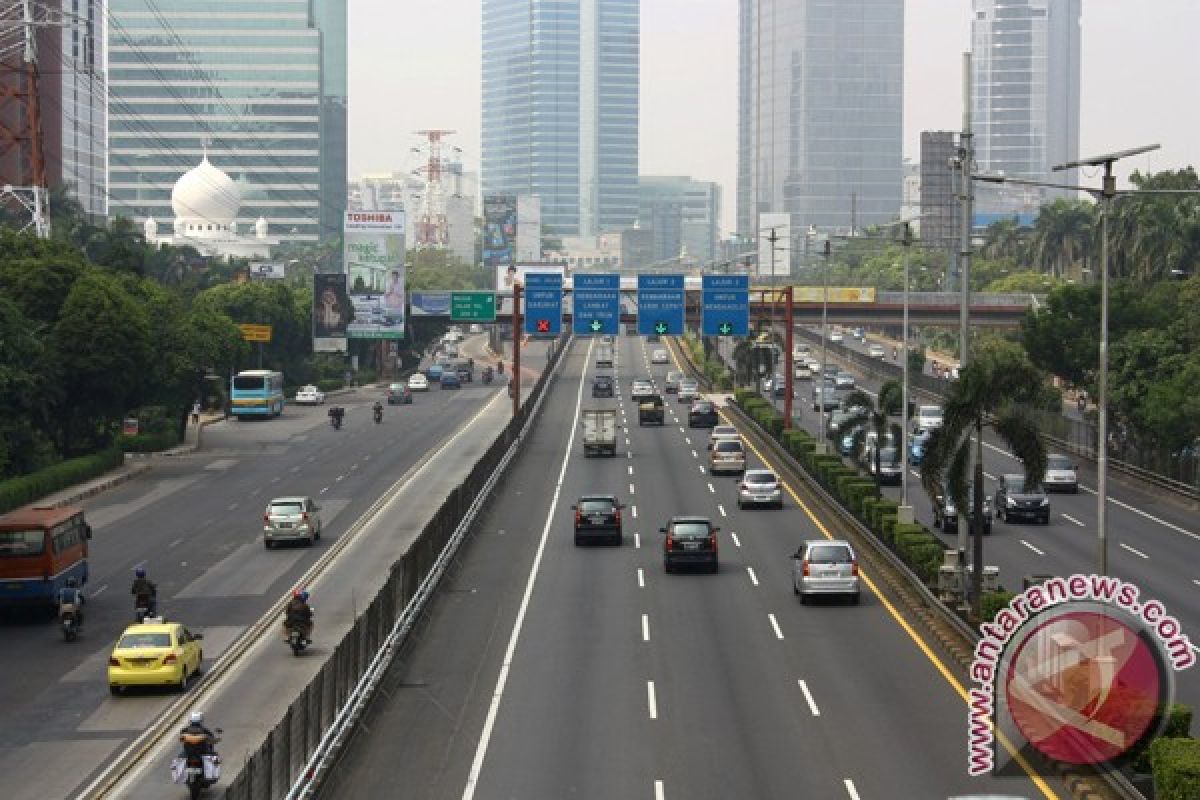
[536,318,551,333]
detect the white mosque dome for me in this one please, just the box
[171,156,242,228]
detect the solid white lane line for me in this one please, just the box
[1020,539,1045,556]
[629,483,636,494]
[844,779,862,800]
[460,337,591,800]
[1120,542,1150,560]
[655,780,665,800]
[168,538,183,549]
[707,483,715,493]
[642,614,650,642]
[635,532,641,549]
[632,505,638,518]
[731,532,742,547]
[91,584,108,598]
[983,471,996,481]
[647,681,658,719]
[769,613,785,640]
[1062,513,1085,527]
[798,680,821,717]
[627,451,632,459]
[718,504,727,517]
[746,567,759,586]
[638,567,645,587]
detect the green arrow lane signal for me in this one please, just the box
[654,321,668,335]
[718,322,733,335]
[590,319,603,332]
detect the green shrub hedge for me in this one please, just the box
[869,499,899,532]
[1150,737,1200,799]
[1131,705,1195,773]
[316,378,344,393]
[118,429,181,453]
[980,590,1016,624]
[0,447,125,514]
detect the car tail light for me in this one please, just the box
[665,536,674,551]
[163,653,178,665]
[574,508,582,525]
[851,560,859,576]
[302,512,309,522]
[709,534,718,552]
[801,559,810,577]
[739,482,748,491]
[614,508,621,523]
[108,657,119,667]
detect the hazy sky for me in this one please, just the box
[348,0,1200,235]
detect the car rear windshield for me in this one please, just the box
[692,403,714,412]
[713,426,737,437]
[1047,455,1072,470]
[715,441,743,453]
[745,471,776,484]
[118,632,172,649]
[270,502,304,515]
[671,522,711,538]
[579,500,615,513]
[919,406,942,418]
[233,375,265,390]
[808,544,852,564]
[878,447,899,463]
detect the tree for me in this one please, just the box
[919,343,1047,620]
[831,380,903,482]
[1030,199,1096,280]
[0,296,51,477]
[980,217,1031,263]
[983,270,1063,293]
[1109,168,1200,283]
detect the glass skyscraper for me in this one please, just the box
[482,0,638,237]
[972,0,1080,214]
[107,0,346,242]
[737,0,903,240]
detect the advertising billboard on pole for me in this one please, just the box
[313,273,352,352]
[344,210,406,339]
[482,194,518,268]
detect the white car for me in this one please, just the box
[829,330,844,344]
[408,373,430,392]
[650,349,669,365]
[294,385,325,405]
[868,344,886,359]
[913,405,944,432]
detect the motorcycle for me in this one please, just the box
[59,605,80,641]
[171,732,222,799]
[373,406,383,424]
[135,597,156,623]
[330,411,342,430]
[284,613,313,656]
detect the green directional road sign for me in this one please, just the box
[450,291,497,322]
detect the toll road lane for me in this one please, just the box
[324,334,1051,800]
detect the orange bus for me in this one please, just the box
[0,505,92,610]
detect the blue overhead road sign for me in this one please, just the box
[637,274,685,336]
[701,274,750,336]
[524,272,563,335]
[572,273,620,336]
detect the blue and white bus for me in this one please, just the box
[231,370,285,417]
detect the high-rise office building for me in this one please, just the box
[482,0,638,237]
[0,0,107,219]
[638,176,721,264]
[737,0,903,239]
[107,0,346,243]
[971,0,1081,215]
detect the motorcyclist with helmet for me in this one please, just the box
[179,711,218,758]
[283,589,314,644]
[57,576,85,630]
[131,567,157,618]
[373,400,383,423]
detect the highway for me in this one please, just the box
[758,328,1200,711]
[321,334,1052,799]
[0,334,517,800]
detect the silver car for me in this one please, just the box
[709,439,746,475]
[263,496,323,548]
[793,539,860,604]
[738,469,783,509]
[707,425,740,450]
[678,379,700,403]
[1043,453,1079,493]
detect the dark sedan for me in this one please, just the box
[572,495,624,545]
[662,516,719,573]
[994,474,1050,524]
[687,400,719,428]
[592,374,614,398]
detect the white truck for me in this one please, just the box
[581,409,618,457]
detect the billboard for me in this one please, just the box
[249,261,286,280]
[482,194,518,268]
[344,210,406,340]
[313,273,352,352]
[792,287,876,303]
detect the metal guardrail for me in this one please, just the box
[790,327,1200,503]
[875,291,1046,308]
[214,336,571,800]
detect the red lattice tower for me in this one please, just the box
[412,129,456,247]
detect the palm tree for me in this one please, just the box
[1031,199,1096,280]
[981,217,1030,263]
[832,380,903,481]
[919,347,1047,620]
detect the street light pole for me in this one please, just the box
[818,238,831,451]
[899,222,913,521]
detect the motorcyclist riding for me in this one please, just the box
[328,405,344,428]
[131,567,157,618]
[284,589,314,644]
[179,711,217,758]
[373,400,383,423]
[58,576,85,629]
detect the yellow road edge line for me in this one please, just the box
[665,337,1058,799]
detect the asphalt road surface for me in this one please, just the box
[0,336,516,800]
[758,329,1200,711]
[322,334,1053,800]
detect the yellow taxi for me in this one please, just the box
[107,619,203,695]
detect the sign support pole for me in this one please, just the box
[784,286,793,428]
[512,282,522,416]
